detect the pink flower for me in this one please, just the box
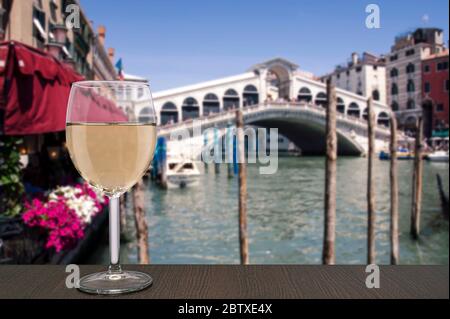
[23,198,85,252]
[22,183,109,253]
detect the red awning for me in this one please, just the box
[0,41,126,135]
[69,86,130,123]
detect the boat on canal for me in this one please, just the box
[426,150,449,163]
[426,137,449,162]
[166,155,201,188]
[379,147,414,160]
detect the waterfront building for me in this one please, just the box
[92,25,117,81]
[385,28,446,129]
[0,0,116,80]
[422,50,449,137]
[116,72,150,119]
[322,52,387,104]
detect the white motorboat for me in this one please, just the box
[426,150,449,163]
[165,155,201,188]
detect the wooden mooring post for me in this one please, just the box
[323,79,337,265]
[133,179,150,264]
[203,133,209,173]
[214,163,221,174]
[367,97,376,264]
[236,109,249,265]
[390,115,400,264]
[226,126,234,178]
[227,162,234,178]
[411,117,424,240]
[436,174,449,220]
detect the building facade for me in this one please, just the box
[385,28,446,129]
[0,0,116,80]
[116,72,150,118]
[92,25,117,81]
[422,50,449,137]
[322,52,387,104]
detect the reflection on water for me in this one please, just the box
[91,157,449,265]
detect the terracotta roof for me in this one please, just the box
[423,50,449,61]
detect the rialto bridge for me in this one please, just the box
[134,58,393,156]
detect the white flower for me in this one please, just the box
[91,187,106,204]
[48,184,102,224]
[65,195,99,224]
[48,185,82,202]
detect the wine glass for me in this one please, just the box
[66,81,157,294]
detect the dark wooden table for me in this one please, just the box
[0,265,448,299]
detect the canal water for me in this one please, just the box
[90,157,449,265]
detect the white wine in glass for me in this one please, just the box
[66,81,157,294]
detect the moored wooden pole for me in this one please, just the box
[203,133,209,173]
[227,163,234,177]
[226,126,234,178]
[436,174,449,220]
[367,97,376,264]
[133,179,150,264]
[214,162,220,174]
[389,115,400,264]
[411,117,424,240]
[323,78,337,265]
[160,149,168,189]
[236,109,249,265]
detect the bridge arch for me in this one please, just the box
[377,112,390,127]
[405,115,418,130]
[138,107,155,123]
[315,92,327,107]
[203,93,220,115]
[337,97,345,113]
[266,64,291,100]
[158,103,392,158]
[246,110,365,156]
[297,87,312,102]
[362,107,368,121]
[347,102,361,118]
[223,89,240,110]
[182,97,200,121]
[160,102,178,125]
[243,85,259,107]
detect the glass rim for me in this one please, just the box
[72,80,151,89]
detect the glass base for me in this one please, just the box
[78,269,153,295]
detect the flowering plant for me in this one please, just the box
[22,183,108,252]
[48,184,107,224]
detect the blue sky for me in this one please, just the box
[81,0,449,91]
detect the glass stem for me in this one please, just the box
[109,196,122,273]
